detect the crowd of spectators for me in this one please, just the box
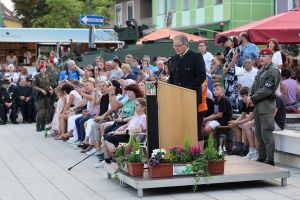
[0,33,300,167]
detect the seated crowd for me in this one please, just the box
[0,38,300,168]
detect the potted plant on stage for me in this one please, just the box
[114,143,126,169]
[113,135,144,177]
[148,149,173,178]
[204,134,226,175]
[147,136,208,178]
[124,135,144,177]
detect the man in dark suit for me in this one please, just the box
[0,79,18,124]
[168,34,206,145]
[16,78,33,123]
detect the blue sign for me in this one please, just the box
[80,15,104,25]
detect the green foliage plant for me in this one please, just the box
[204,134,225,162]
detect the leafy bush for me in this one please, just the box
[204,134,225,161]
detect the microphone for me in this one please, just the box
[164,56,173,65]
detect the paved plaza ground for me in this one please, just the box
[1,123,300,200]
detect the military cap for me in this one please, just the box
[259,48,273,55]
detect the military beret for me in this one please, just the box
[259,48,273,55]
[39,64,46,70]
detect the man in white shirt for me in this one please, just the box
[238,58,258,90]
[198,41,214,74]
[22,47,32,66]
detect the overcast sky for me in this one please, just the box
[2,0,14,11]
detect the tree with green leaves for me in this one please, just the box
[12,0,49,27]
[13,0,115,28]
[33,0,115,28]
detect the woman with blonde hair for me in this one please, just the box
[121,63,135,80]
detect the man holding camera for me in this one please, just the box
[33,64,53,131]
[0,79,18,125]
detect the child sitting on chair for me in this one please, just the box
[228,87,256,157]
[202,82,232,137]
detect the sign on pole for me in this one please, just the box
[80,15,104,25]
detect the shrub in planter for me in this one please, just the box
[204,134,225,175]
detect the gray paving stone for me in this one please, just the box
[1,123,300,199]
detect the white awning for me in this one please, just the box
[0,28,121,43]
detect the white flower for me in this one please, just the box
[223,146,226,152]
[136,150,140,155]
[160,149,166,154]
[152,149,159,155]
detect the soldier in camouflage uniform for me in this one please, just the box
[248,48,281,166]
[33,64,52,132]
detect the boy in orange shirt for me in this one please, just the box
[197,78,208,149]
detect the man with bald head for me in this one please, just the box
[153,59,165,78]
[58,60,85,84]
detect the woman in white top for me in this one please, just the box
[97,98,147,167]
[95,60,109,82]
[57,83,82,139]
[267,38,282,68]
[109,58,124,80]
[48,86,66,136]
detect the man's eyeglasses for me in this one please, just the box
[173,44,185,48]
[135,103,141,107]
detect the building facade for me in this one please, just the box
[152,0,275,39]
[0,3,22,28]
[275,0,298,14]
[110,0,152,28]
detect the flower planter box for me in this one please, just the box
[208,160,225,175]
[126,162,144,177]
[148,163,197,178]
[148,163,173,178]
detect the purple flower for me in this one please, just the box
[125,144,134,156]
[170,146,183,153]
[189,146,203,155]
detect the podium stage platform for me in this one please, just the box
[104,156,290,198]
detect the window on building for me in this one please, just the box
[183,0,190,11]
[127,1,134,20]
[275,0,297,14]
[169,0,176,11]
[197,0,204,8]
[115,4,122,25]
[158,1,166,15]
[215,0,223,5]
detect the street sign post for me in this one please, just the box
[80,15,104,25]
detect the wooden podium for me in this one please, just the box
[146,81,198,155]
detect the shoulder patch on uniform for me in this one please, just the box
[264,75,275,89]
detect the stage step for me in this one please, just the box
[274,129,300,168]
[274,129,300,155]
[275,151,300,169]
